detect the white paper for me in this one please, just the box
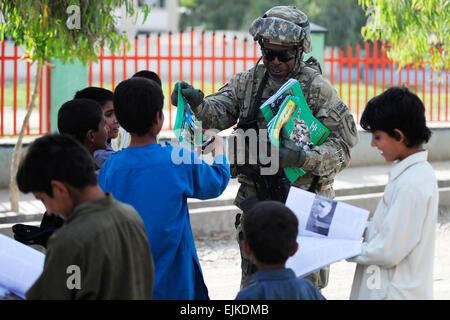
[285,186,369,277]
[0,234,45,299]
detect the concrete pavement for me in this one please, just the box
[1,159,449,238]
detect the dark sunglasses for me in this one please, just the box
[261,47,298,62]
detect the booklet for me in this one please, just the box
[260,78,303,122]
[284,186,369,278]
[267,94,330,182]
[0,234,45,299]
[173,82,214,149]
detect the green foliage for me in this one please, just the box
[359,0,449,70]
[294,0,366,48]
[0,0,149,65]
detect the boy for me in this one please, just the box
[132,69,162,86]
[235,201,325,300]
[348,86,438,299]
[98,77,230,300]
[12,98,109,248]
[57,98,109,159]
[74,87,120,167]
[16,134,154,299]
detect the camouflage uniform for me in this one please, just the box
[190,6,359,289]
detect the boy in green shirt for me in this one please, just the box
[17,133,154,300]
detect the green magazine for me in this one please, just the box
[260,78,303,122]
[173,82,206,148]
[268,94,330,182]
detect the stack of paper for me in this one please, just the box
[0,234,45,299]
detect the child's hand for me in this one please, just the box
[199,131,224,157]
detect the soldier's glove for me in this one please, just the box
[171,81,204,110]
[279,129,307,169]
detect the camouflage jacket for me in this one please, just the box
[193,61,359,208]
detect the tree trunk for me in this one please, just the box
[9,61,43,212]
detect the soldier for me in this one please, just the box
[171,6,359,290]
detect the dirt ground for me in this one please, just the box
[196,206,450,300]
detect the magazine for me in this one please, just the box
[260,78,303,122]
[284,186,369,278]
[267,95,330,182]
[173,82,214,149]
[0,234,45,299]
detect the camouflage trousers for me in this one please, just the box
[235,212,330,290]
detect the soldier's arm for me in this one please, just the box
[301,75,359,176]
[193,76,243,131]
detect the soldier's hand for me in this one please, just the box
[316,148,345,176]
[279,129,306,168]
[171,81,204,109]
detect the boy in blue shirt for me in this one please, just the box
[236,201,325,300]
[98,77,230,300]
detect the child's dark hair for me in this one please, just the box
[113,77,164,136]
[132,70,162,87]
[360,86,431,147]
[17,134,98,197]
[243,201,298,265]
[57,99,104,146]
[74,86,113,107]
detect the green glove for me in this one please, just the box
[279,128,307,169]
[171,81,204,109]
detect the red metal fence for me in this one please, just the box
[0,41,51,137]
[0,32,449,137]
[324,42,449,123]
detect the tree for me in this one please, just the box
[179,0,366,49]
[294,0,366,49]
[0,0,149,212]
[179,0,251,30]
[359,0,449,70]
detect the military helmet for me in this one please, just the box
[249,5,312,53]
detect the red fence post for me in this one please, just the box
[212,32,216,93]
[201,31,205,93]
[364,42,369,107]
[38,65,43,135]
[168,32,173,128]
[100,47,104,88]
[446,68,449,121]
[190,29,194,85]
[146,34,150,71]
[123,41,127,81]
[46,65,51,133]
[222,34,226,85]
[233,36,237,76]
[339,48,343,98]
[13,45,17,135]
[373,41,378,97]
[356,44,361,120]
[381,42,386,92]
[179,31,183,82]
[26,61,31,135]
[134,36,138,75]
[0,41,4,136]
[347,44,352,113]
[157,33,161,78]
